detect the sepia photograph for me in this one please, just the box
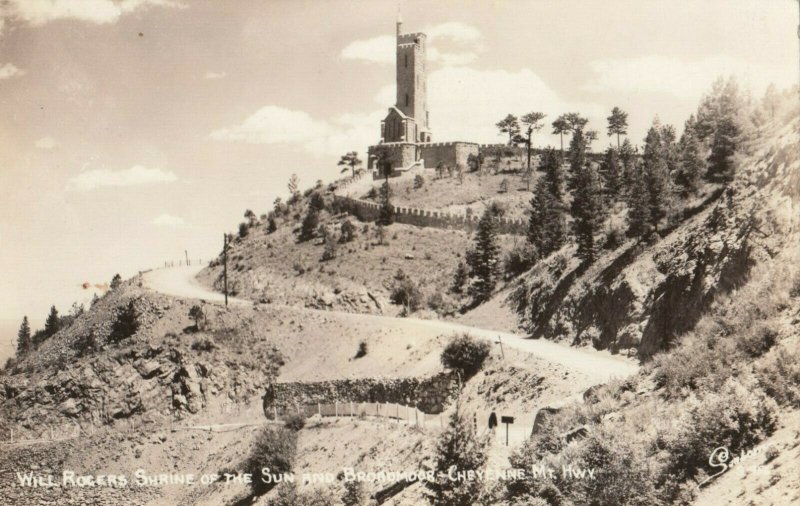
[0,1,798,504]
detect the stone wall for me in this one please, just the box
[263,372,458,416]
[333,194,526,235]
[367,143,416,173]
[419,141,479,170]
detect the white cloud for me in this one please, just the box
[35,137,57,149]
[424,22,483,45]
[151,213,185,227]
[209,105,331,145]
[3,0,184,26]
[203,71,226,80]
[583,54,795,99]
[341,35,395,64]
[0,63,25,80]
[67,165,178,191]
[341,22,483,67]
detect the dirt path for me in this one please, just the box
[143,266,638,383]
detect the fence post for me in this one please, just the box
[318,402,321,417]
[350,401,353,419]
[274,406,278,421]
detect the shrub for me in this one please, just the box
[390,277,422,314]
[284,412,306,431]
[110,273,123,290]
[300,208,319,241]
[339,220,355,243]
[267,216,277,234]
[321,237,337,261]
[342,478,369,506]
[191,338,216,352]
[755,345,800,407]
[499,178,509,193]
[243,426,298,495]
[413,174,425,189]
[737,321,778,357]
[188,305,205,330]
[108,300,140,344]
[440,333,491,378]
[354,340,367,359]
[238,222,249,238]
[504,241,537,279]
[309,191,325,211]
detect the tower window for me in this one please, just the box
[405,93,409,107]
[404,54,407,67]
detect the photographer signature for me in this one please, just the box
[697,445,771,488]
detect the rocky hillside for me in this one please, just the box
[509,112,799,358]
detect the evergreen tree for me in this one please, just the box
[707,115,738,183]
[467,208,501,301]
[377,181,394,226]
[606,106,629,150]
[44,305,60,338]
[571,162,605,264]
[567,128,588,192]
[267,215,277,233]
[520,111,546,172]
[694,77,742,182]
[299,207,319,241]
[551,115,571,159]
[16,316,32,355]
[642,123,672,232]
[429,401,489,506]
[110,273,122,290]
[527,176,566,258]
[450,262,468,295]
[626,161,651,239]
[542,147,564,202]
[599,147,621,201]
[676,116,704,195]
[496,114,520,146]
[618,138,637,197]
[337,151,363,178]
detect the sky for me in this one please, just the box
[0,0,797,343]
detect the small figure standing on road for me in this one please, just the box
[488,411,498,431]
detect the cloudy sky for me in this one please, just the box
[0,0,797,338]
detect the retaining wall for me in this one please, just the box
[333,194,526,235]
[263,372,459,416]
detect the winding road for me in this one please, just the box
[143,266,638,383]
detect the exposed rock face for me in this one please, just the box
[511,118,799,359]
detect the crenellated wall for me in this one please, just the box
[333,194,526,235]
[418,141,478,169]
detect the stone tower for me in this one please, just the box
[386,14,431,143]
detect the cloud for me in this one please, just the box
[67,165,178,191]
[341,35,395,64]
[151,213,185,227]
[203,71,226,80]
[0,63,25,80]
[341,22,483,67]
[424,22,483,45]
[35,137,57,149]
[583,54,795,99]
[209,105,331,145]
[3,0,184,27]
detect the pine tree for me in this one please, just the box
[299,207,319,241]
[527,176,566,259]
[267,215,277,233]
[571,162,605,263]
[607,106,629,150]
[467,208,501,301]
[542,147,564,202]
[618,138,637,198]
[642,123,672,232]
[626,162,651,239]
[44,305,60,338]
[451,262,468,294]
[676,115,704,195]
[378,181,394,226]
[599,147,621,202]
[430,401,488,506]
[567,128,587,192]
[16,316,32,355]
[110,273,122,290]
[707,116,738,183]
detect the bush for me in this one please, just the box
[440,333,491,378]
[108,300,140,344]
[414,174,425,189]
[299,208,319,241]
[191,338,216,352]
[284,412,306,431]
[244,427,298,495]
[390,277,422,314]
[354,340,367,358]
[756,345,800,407]
[339,220,355,243]
[504,241,537,279]
[737,321,778,357]
[238,222,249,238]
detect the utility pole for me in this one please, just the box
[223,233,229,307]
[185,250,189,266]
[497,335,505,359]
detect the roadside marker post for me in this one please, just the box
[501,416,515,446]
